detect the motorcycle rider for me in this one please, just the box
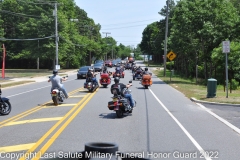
[48,70,69,99]
[101,66,112,77]
[143,67,151,75]
[86,68,99,86]
[111,77,135,109]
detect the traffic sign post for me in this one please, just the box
[167,51,176,81]
[222,41,230,98]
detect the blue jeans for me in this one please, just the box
[124,94,134,107]
[92,77,98,85]
[86,77,98,85]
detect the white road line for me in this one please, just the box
[196,103,240,134]
[6,79,75,98]
[149,89,212,160]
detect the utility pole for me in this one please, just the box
[102,32,111,60]
[54,2,58,70]
[163,0,169,76]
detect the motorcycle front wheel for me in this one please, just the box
[0,101,11,115]
[52,96,58,106]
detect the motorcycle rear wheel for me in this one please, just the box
[145,85,149,89]
[116,110,123,118]
[52,96,58,106]
[0,101,11,115]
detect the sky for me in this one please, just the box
[76,0,167,48]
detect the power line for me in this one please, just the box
[0,35,55,41]
[0,10,52,19]
[102,24,150,30]
[16,0,56,5]
[101,19,158,26]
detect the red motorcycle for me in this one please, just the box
[112,70,125,78]
[100,73,111,88]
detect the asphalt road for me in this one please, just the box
[0,61,240,160]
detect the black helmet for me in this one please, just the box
[114,77,120,83]
[145,67,148,71]
[53,70,58,74]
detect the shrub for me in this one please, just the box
[230,79,239,90]
[166,61,174,70]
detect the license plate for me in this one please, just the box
[82,75,85,77]
[112,98,118,102]
[52,94,57,96]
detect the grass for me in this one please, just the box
[0,69,75,78]
[143,61,163,68]
[0,69,76,88]
[153,69,240,104]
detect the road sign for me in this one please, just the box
[222,41,230,53]
[55,65,60,70]
[167,51,176,61]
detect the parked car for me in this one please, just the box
[93,63,104,72]
[77,66,93,79]
[104,60,112,67]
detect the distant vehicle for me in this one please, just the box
[77,66,93,79]
[93,63,104,72]
[104,60,112,67]
[112,60,117,66]
[95,60,104,64]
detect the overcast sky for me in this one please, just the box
[76,0,167,48]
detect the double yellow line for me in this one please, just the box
[0,87,83,128]
[20,88,98,160]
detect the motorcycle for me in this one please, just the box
[107,81,136,118]
[100,72,111,88]
[125,63,132,70]
[141,73,153,89]
[50,76,68,106]
[133,70,143,80]
[0,85,11,115]
[84,77,99,92]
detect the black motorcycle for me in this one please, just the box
[108,81,136,118]
[84,77,99,92]
[0,85,11,115]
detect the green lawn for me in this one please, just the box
[153,69,240,104]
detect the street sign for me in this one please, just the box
[222,41,230,53]
[55,65,60,70]
[167,51,176,61]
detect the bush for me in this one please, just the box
[166,61,174,70]
[230,79,239,90]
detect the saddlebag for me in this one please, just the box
[108,101,114,110]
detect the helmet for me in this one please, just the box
[53,70,58,74]
[145,67,148,71]
[114,77,120,83]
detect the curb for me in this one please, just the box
[190,97,240,107]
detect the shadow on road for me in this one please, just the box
[99,113,131,119]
